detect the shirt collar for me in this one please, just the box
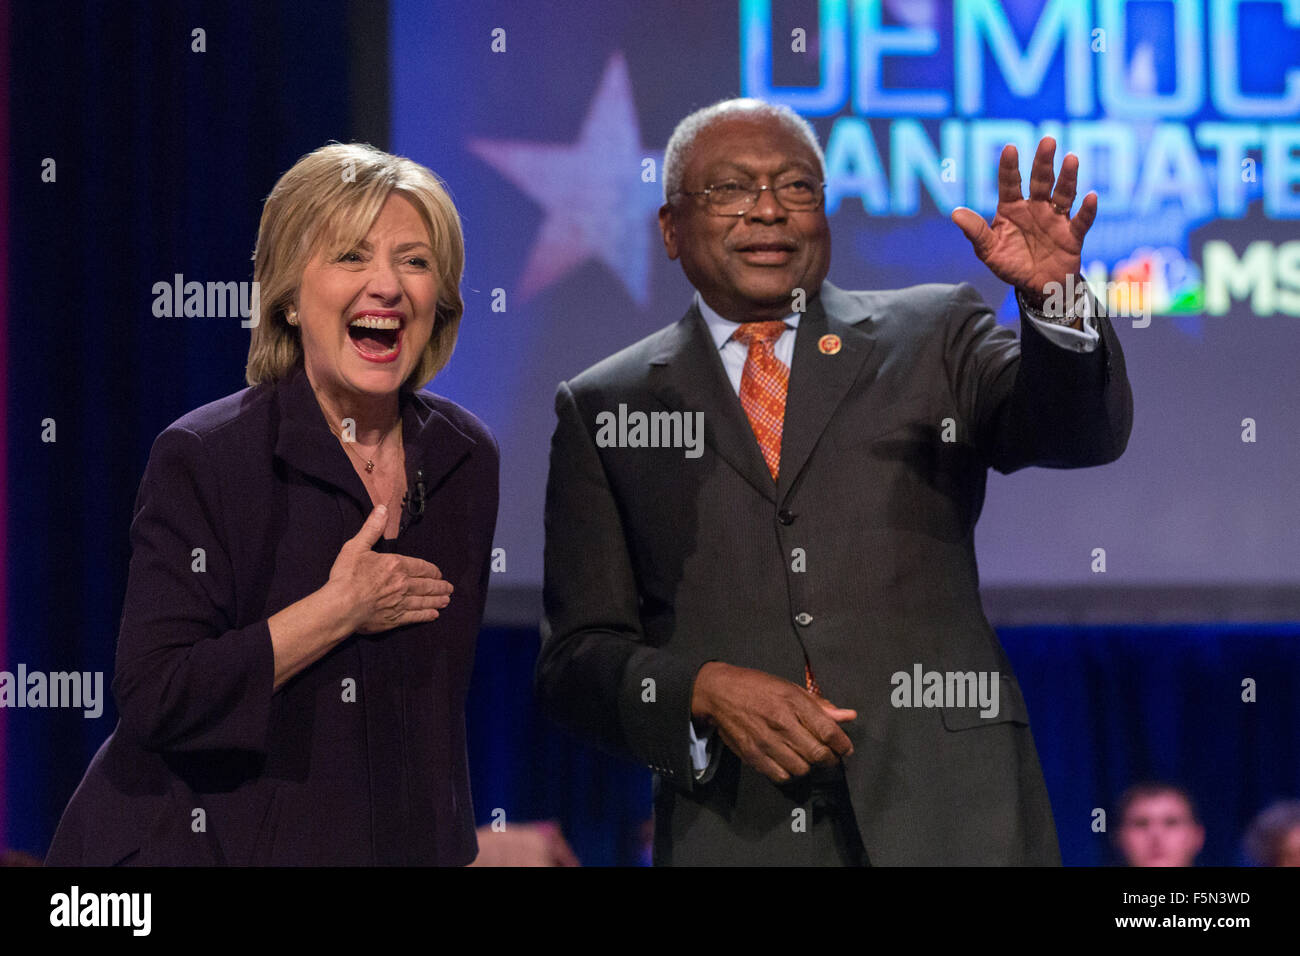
[695,290,801,351]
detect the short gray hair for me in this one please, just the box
[662,98,826,204]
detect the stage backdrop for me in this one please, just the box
[391,0,1300,598]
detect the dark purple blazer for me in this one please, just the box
[45,362,499,865]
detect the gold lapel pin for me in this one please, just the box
[818,333,842,355]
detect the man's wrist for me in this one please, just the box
[1018,283,1050,311]
[1018,277,1089,328]
[690,661,724,725]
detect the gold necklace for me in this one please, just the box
[329,417,400,473]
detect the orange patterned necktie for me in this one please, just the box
[730,320,822,697]
[731,321,789,481]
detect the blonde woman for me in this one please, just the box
[47,144,498,865]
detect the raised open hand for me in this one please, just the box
[951,137,1097,299]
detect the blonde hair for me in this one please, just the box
[246,142,465,390]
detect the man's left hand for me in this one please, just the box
[951,136,1097,303]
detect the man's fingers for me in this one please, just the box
[951,207,993,259]
[787,696,855,761]
[777,711,840,767]
[1070,191,1099,243]
[797,734,840,768]
[1028,136,1056,202]
[720,726,793,783]
[707,669,860,782]
[821,721,855,759]
[801,705,855,758]
[723,716,817,781]
[755,755,793,784]
[997,143,1023,204]
[758,738,812,780]
[1050,152,1079,213]
[813,695,858,722]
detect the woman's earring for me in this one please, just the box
[285,307,299,326]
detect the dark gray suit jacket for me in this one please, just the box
[536,280,1132,865]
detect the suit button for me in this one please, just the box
[777,509,795,525]
[795,612,813,626]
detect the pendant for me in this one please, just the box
[365,460,374,472]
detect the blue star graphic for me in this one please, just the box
[468,52,664,306]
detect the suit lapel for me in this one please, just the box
[777,283,879,505]
[650,303,777,504]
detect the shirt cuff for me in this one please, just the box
[1019,285,1100,353]
[688,718,714,776]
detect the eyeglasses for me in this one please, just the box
[675,178,826,216]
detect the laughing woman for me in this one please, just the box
[46,144,499,865]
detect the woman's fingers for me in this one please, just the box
[358,601,443,634]
[346,504,390,552]
[343,547,453,634]
[394,563,452,593]
[405,576,452,597]
[393,555,444,580]
[358,565,452,633]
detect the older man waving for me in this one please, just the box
[536,98,1132,866]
